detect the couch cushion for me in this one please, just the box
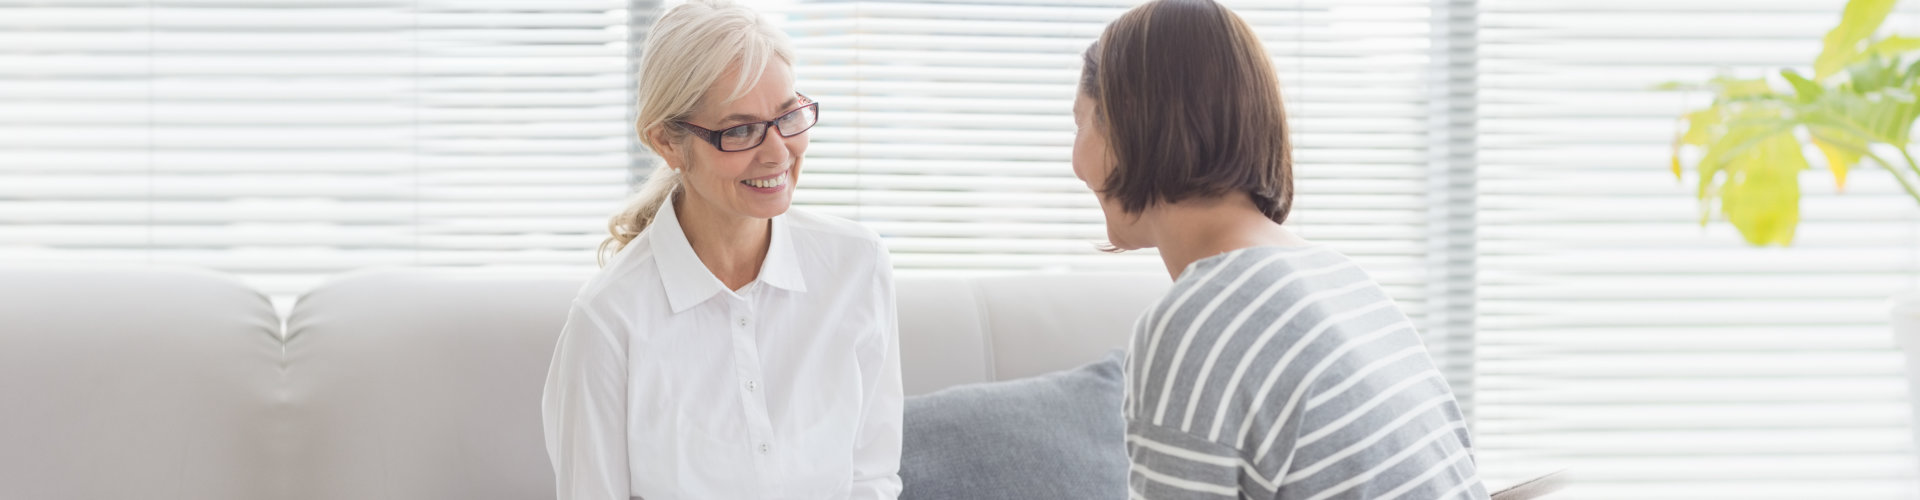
[0,266,281,500]
[282,268,583,500]
[895,275,990,396]
[900,351,1127,500]
[973,273,1168,381]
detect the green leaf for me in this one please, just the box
[1816,0,1899,79]
[1809,129,1864,190]
[1782,69,1823,103]
[1719,133,1807,246]
[1653,81,1699,91]
[1863,35,1920,61]
[1800,89,1920,145]
[1680,107,1722,146]
[1695,116,1794,201]
[1712,77,1776,99]
[1843,53,1901,92]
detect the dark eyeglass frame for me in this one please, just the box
[674,93,820,153]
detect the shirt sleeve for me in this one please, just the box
[848,246,904,499]
[1126,421,1246,500]
[542,300,631,500]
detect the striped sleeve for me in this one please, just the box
[1127,421,1247,499]
[1122,246,1489,500]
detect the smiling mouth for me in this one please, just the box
[742,171,788,189]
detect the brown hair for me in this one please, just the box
[1079,0,1293,224]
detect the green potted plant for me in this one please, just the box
[1665,0,1920,467]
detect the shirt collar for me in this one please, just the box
[649,193,809,314]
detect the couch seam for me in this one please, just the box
[967,279,997,381]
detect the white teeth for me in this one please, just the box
[743,173,787,189]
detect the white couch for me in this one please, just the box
[6,265,1567,499]
[0,266,1173,499]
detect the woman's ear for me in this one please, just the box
[645,124,684,171]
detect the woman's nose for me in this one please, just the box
[753,127,793,163]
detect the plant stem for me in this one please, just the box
[1900,147,1920,188]
[1872,149,1920,205]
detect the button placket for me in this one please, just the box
[728,294,777,470]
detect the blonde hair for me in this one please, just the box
[600,0,796,265]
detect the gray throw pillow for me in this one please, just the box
[900,351,1127,500]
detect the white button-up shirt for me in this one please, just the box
[542,198,903,500]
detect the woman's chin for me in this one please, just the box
[1103,227,1144,251]
[742,198,792,220]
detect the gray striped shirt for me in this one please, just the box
[1124,245,1486,500]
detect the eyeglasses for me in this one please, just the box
[675,94,820,152]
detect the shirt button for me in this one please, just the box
[759,443,770,454]
[738,317,749,327]
[746,380,758,392]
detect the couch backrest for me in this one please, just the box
[280,269,582,500]
[896,273,1172,393]
[278,269,1171,499]
[0,266,282,500]
[0,266,1172,500]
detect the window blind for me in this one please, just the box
[0,0,641,310]
[1474,0,1920,498]
[18,1,1910,496]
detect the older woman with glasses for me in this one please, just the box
[540,1,902,499]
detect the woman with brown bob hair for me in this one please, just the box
[1072,1,1488,498]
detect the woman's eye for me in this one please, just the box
[723,125,757,139]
